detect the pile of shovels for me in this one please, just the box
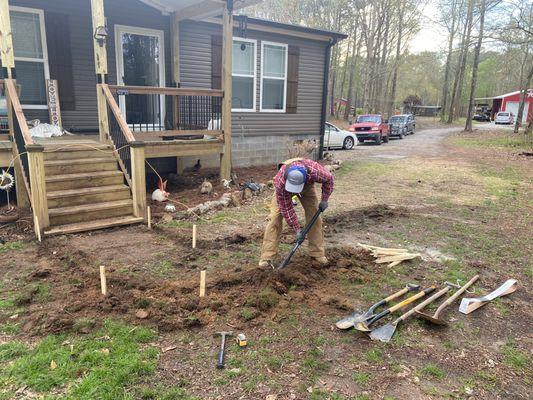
[336,275,518,342]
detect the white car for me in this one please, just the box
[495,112,514,125]
[324,122,357,150]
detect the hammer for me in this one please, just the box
[216,331,233,369]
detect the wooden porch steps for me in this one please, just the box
[42,146,143,235]
[44,216,144,236]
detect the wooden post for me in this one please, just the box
[5,85,30,208]
[176,157,185,174]
[220,2,233,181]
[147,206,152,229]
[27,145,49,234]
[192,224,197,248]
[0,0,15,77]
[99,265,107,296]
[91,0,109,144]
[130,141,147,220]
[199,270,206,298]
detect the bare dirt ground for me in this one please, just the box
[0,119,531,400]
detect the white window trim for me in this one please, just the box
[9,6,50,110]
[260,41,288,113]
[114,24,166,128]
[232,37,257,112]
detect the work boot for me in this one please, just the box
[313,256,329,265]
[258,259,272,268]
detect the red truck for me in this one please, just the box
[349,114,390,145]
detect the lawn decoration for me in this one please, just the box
[0,169,14,210]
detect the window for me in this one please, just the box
[261,42,287,112]
[232,38,256,111]
[10,7,50,109]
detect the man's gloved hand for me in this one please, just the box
[318,201,329,212]
[295,230,305,243]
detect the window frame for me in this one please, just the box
[9,5,50,110]
[260,41,288,113]
[231,37,257,113]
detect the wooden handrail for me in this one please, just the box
[100,84,136,143]
[107,85,224,97]
[4,79,34,145]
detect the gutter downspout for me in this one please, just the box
[319,37,337,160]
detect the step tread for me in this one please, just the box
[44,216,143,236]
[49,199,133,216]
[43,144,112,152]
[44,157,117,166]
[45,170,123,182]
[47,185,130,199]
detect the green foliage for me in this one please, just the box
[137,385,198,400]
[419,363,445,379]
[352,371,371,386]
[364,348,383,364]
[0,320,158,399]
[245,287,280,311]
[501,340,530,371]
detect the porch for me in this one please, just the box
[0,0,248,236]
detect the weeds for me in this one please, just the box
[419,363,445,379]
[501,340,530,371]
[0,241,24,254]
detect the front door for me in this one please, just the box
[115,25,165,130]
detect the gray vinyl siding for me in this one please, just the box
[10,0,171,131]
[180,20,327,141]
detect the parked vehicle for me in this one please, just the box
[349,114,390,145]
[389,114,415,139]
[473,113,491,122]
[324,122,357,150]
[494,112,514,125]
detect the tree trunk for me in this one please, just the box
[448,0,474,123]
[465,0,486,132]
[514,58,533,133]
[336,37,352,118]
[388,3,403,118]
[344,26,359,120]
[440,0,458,122]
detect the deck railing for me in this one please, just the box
[106,85,224,140]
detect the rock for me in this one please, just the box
[161,213,173,224]
[230,191,242,207]
[414,376,420,383]
[135,309,149,319]
[465,387,473,395]
[164,204,176,213]
[199,180,213,196]
[242,188,253,200]
[266,395,277,400]
[306,387,313,393]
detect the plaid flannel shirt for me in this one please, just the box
[274,159,334,232]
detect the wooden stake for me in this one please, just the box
[34,217,41,242]
[199,270,206,298]
[99,265,107,296]
[192,224,197,249]
[147,206,152,229]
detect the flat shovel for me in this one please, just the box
[416,275,479,325]
[459,279,517,314]
[278,209,323,270]
[355,286,436,332]
[335,283,420,329]
[370,283,455,343]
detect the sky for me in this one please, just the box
[409,2,448,54]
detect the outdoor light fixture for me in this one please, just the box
[94,25,108,47]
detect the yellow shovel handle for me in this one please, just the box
[388,286,436,313]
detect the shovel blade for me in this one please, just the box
[336,310,374,329]
[415,311,447,326]
[369,323,396,342]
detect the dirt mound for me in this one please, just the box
[10,242,374,336]
[325,204,409,232]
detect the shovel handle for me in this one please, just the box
[434,275,479,318]
[383,287,409,303]
[388,286,435,313]
[398,286,451,323]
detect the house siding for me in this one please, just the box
[10,0,171,131]
[180,20,327,167]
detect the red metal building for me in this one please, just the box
[476,89,533,123]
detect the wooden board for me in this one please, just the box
[107,85,223,97]
[144,141,224,158]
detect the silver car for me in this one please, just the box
[324,122,357,150]
[495,112,514,125]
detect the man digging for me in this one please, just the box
[259,158,334,267]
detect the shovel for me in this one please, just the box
[278,209,323,270]
[370,283,455,343]
[355,286,436,332]
[416,275,479,325]
[459,279,517,314]
[336,283,420,329]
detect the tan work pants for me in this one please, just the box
[260,183,324,261]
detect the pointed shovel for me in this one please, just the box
[369,283,456,343]
[336,283,420,329]
[355,286,436,332]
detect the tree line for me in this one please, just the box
[250,0,532,134]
